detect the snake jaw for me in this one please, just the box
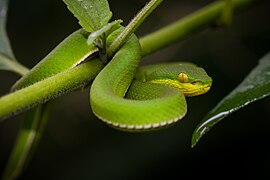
[183,82,212,97]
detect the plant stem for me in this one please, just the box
[2,103,51,180]
[0,0,255,120]
[108,0,163,57]
[140,0,253,56]
[0,59,103,120]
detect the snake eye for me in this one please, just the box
[178,73,189,83]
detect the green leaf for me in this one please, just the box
[2,103,52,180]
[0,0,29,75]
[63,0,112,32]
[191,51,270,147]
[87,19,122,45]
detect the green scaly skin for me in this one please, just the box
[11,29,212,131]
[12,29,99,91]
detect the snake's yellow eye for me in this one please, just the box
[178,73,189,83]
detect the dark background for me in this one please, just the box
[0,0,270,179]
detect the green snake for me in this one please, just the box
[12,28,212,131]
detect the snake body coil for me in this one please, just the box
[90,33,187,130]
[12,29,212,131]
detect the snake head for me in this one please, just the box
[144,63,212,97]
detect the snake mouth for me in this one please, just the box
[199,84,211,95]
[184,83,211,97]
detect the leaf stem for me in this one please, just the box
[108,0,163,58]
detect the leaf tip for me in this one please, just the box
[191,135,198,148]
[191,131,201,148]
[191,124,211,148]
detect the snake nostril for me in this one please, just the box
[191,82,196,85]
